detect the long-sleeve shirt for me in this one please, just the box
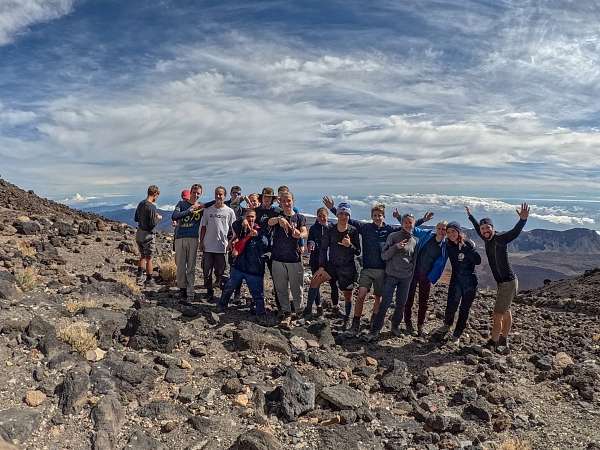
[318,224,361,268]
[134,200,160,232]
[172,200,203,239]
[234,227,269,276]
[381,229,418,279]
[468,215,526,283]
[308,222,329,269]
[446,239,481,286]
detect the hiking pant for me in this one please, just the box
[175,237,199,297]
[272,260,304,314]
[405,270,431,329]
[219,268,265,315]
[203,252,226,296]
[371,274,413,332]
[445,277,477,337]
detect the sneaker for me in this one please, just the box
[345,317,361,337]
[391,325,402,337]
[316,306,324,317]
[144,278,157,288]
[448,334,461,345]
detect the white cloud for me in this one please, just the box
[61,193,98,204]
[0,103,37,126]
[0,0,74,45]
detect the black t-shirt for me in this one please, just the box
[416,237,442,275]
[319,223,361,268]
[271,212,307,263]
[134,200,159,232]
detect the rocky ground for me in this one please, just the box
[0,178,599,450]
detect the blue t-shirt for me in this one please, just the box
[172,200,203,239]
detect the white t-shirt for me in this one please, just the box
[200,204,236,253]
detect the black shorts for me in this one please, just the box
[325,264,357,291]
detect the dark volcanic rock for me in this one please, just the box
[0,408,42,443]
[124,307,181,353]
[233,323,291,356]
[138,400,188,421]
[229,429,283,450]
[126,430,166,450]
[319,384,367,411]
[464,398,493,422]
[91,394,124,450]
[0,273,20,301]
[318,424,378,450]
[59,367,90,415]
[267,367,315,421]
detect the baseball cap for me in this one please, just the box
[479,217,494,227]
[181,189,191,201]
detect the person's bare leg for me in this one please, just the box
[500,310,512,337]
[146,258,153,276]
[372,295,382,316]
[491,312,503,342]
[354,287,368,318]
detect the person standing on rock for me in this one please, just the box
[466,203,529,353]
[431,221,481,344]
[393,210,448,336]
[365,213,418,342]
[267,191,308,329]
[306,207,339,316]
[305,202,361,323]
[200,186,236,302]
[134,185,162,287]
[172,184,204,301]
[218,208,269,321]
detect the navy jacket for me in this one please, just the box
[446,239,481,287]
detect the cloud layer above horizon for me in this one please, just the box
[1,0,600,227]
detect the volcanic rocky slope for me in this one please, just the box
[0,178,599,450]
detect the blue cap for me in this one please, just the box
[337,202,352,216]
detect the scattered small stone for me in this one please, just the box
[24,390,46,407]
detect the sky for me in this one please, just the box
[1,1,600,230]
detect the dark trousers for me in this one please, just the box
[371,274,413,332]
[203,252,226,295]
[219,268,265,315]
[310,264,339,306]
[266,257,281,310]
[405,270,431,328]
[445,278,477,337]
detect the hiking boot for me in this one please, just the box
[345,317,361,337]
[136,272,145,285]
[432,324,450,338]
[496,336,510,354]
[144,278,157,288]
[391,325,402,337]
[448,333,461,345]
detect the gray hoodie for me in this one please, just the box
[381,229,418,279]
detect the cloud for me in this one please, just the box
[334,193,596,226]
[0,103,37,126]
[61,193,98,204]
[0,0,74,45]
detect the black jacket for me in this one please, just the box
[319,223,361,268]
[447,239,481,287]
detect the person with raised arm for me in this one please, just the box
[466,203,529,353]
[305,202,361,324]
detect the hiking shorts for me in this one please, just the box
[135,229,155,257]
[358,268,385,296]
[494,278,518,313]
[325,264,357,292]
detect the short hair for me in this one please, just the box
[247,193,259,200]
[402,213,415,222]
[437,220,449,227]
[371,204,385,215]
[245,208,256,217]
[190,183,202,193]
[230,185,241,193]
[215,186,227,195]
[280,190,294,200]
[277,185,290,194]
[317,207,329,216]
[147,185,160,196]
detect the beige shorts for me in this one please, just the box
[358,268,385,296]
[494,278,518,313]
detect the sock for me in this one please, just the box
[307,287,318,309]
[146,273,152,281]
[344,301,352,319]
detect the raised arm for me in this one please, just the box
[466,206,484,240]
[497,203,529,244]
[323,195,363,230]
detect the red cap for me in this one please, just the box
[181,189,191,200]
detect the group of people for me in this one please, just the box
[134,183,530,352]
